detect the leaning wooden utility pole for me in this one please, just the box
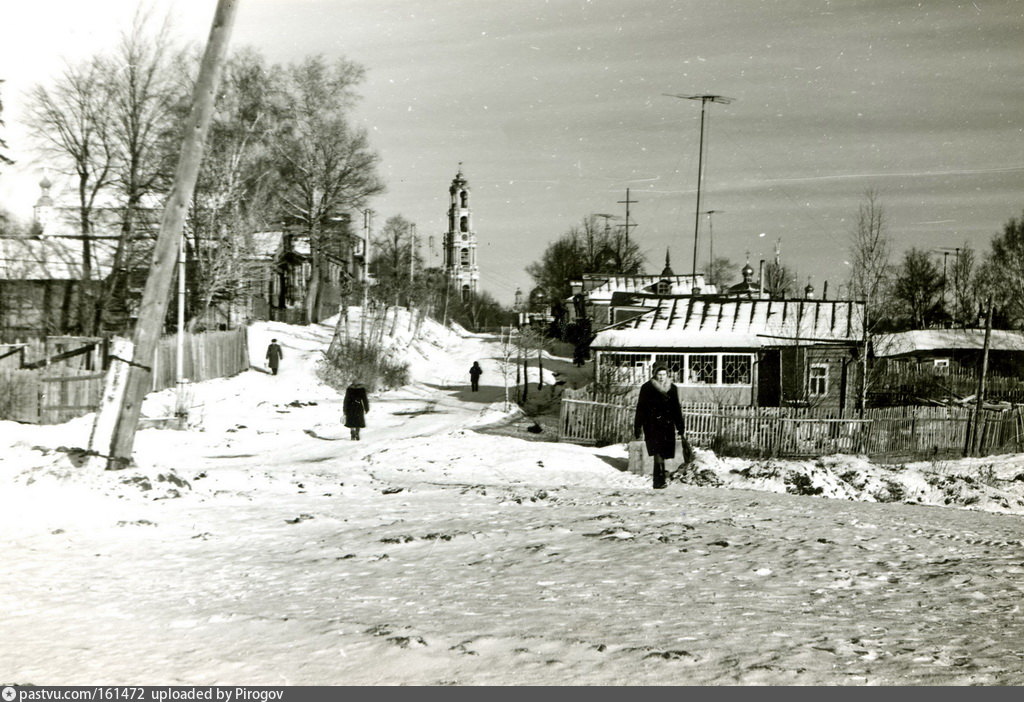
[106,0,239,469]
[968,295,994,457]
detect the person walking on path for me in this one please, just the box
[265,339,284,375]
[469,361,483,392]
[633,365,687,489]
[343,382,370,440]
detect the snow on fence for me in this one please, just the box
[0,328,250,424]
[559,397,1024,459]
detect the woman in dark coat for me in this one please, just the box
[343,383,370,440]
[469,361,483,391]
[633,365,686,489]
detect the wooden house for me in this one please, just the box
[873,329,1024,378]
[590,295,865,409]
[0,235,116,342]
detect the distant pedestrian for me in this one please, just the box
[343,382,370,440]
[469,361,483,392]
[265,339,283,375]
[633,365,687,489]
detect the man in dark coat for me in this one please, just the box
[265,339,283,375]
[634,365,687,489]
[343,382,370,440]
[469,361,483,391]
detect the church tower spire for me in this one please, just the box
[444,163,479,299]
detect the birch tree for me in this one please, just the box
[848,188,892,318]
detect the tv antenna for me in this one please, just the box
[664,93,734,280]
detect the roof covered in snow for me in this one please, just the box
[581,274,716,302]
[591,296,865,350]
[873,329,1024,357]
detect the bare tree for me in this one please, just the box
[950,243,978,327]
[526,213,646,304]
[275,56,384,323]
[892,248,944,328]
[184,49,284,328]
[979,211,1024,329]
[762,260,797,298]
[96,10,182,330]
[26,59,116,333]
[371,214,421,306]
[848,188,892,317]
[703,255,735,290]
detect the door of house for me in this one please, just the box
[757,351,781,406]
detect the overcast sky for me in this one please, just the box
[2,0,1023,303]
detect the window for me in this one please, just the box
[722,354,752,385]
[460,216,468,232]
[460,191,468,208]
[809,364,828,396]
[688,354,717,385]
[460,248,470,266]
[654,354,686,382]
[656,279,671,295]
[599,353,651,384]
[933,358,950,374]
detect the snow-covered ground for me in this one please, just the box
[2,310,1023,685]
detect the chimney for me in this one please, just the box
[758,259,765,296]
[822,280,829,300]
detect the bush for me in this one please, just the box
[318,338,409,393]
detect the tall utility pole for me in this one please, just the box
[617,188,638,254]
[704,209,724,284]
[106,0,238,469]
[664,93,734,280]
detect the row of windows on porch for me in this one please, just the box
[597,351,832,396]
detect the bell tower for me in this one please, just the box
[444,164,479,299]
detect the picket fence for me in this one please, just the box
[559,396,1024,459]
[0,328,250,424]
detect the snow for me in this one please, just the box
[2,309,1024,685]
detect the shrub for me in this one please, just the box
[318,338,409,393]
[785,471,824,496]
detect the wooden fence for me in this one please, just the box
[0,328,250,424]
[559,398,1024,459]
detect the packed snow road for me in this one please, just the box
[2,315,1023,685]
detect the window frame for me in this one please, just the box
[809,363,829,396]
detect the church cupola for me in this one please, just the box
[443,163,479,299]
[33,174,56,236]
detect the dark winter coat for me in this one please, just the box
[633,379,686,458]
[265,342,283,369]
[343,385,370,428]
[469,363,482,380]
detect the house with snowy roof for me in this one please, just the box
[567,251,717,326]
[873,328,1024,378]
[590,295,865,408]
